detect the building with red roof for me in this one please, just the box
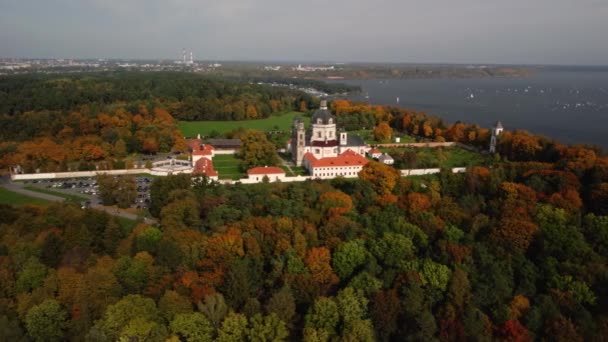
[367,148,382,159]
[192,157,218,180]
[247,166,286,182]
[189,138,215,164]
[290,101,367,166]
[303,149,369,179]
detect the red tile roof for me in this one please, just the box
[303,152,317,163]
[192,157,218,177]
[247,166,285,175]
[189,139,215,156]
[193,144,214,156]
[308,150,369,168]
[188,139,203,151]
[368,148,382,154]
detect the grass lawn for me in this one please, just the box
[179,111,308,137]
[213,154,245,180]
[25,186,88,203]
[0,186,50,206]
[350,130,417,145]
[380,147,488,169]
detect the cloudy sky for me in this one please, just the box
[1,0,607,65]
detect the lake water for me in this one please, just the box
[332,67,608,148]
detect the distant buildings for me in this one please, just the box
[294,64,335,72]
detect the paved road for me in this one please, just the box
[1,178,64,202]
[1,176,157,225]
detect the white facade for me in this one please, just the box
[309,165,365,179]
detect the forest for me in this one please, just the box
[1,141,608,340]
[1,74,608,341]
[0,72,317,172]
[0,72,314,120]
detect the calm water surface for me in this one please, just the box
[333,67,608,148]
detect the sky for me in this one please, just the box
[1,0,607,65]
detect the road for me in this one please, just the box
[1,176,157,224]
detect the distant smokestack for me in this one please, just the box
[190,51,193,64]
[182,48,186,63]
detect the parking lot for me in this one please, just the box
[24,176,152,210]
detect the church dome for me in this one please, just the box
[311,100,336,125]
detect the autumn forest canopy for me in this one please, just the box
[1,72,608,341]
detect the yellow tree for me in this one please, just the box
[373,122,393,143]
[359,161,400,197]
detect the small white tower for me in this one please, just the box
[182,48,186,64]
[189,51,194,65]
[489,121,503,153]
[339,128,348,146]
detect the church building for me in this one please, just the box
[291,100,367,167]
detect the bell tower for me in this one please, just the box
[489,121,503,153]
[292,118,306,166]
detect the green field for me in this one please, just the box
[25,186,88,203]
[213,154,245,180]
[0,187,50,206]
[350,130,417,144]
[179,111,308,136]
[380,147,488,169]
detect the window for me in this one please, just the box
[317,131,322,138]
[315,149,320,154]
[328,118,333,124]
[317,119,322,124]
[329,131,333,137]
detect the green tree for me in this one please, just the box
[90,294,162,341]
[115,175,137,208]
[135,226,163,253]
[159,290,193,323]
[266,287,296,326]
[336,287,369,324]
[236,129,280,170]
[369,232,414,267]
[305,297,340,337]
[247,313,289,342]
[170,312,214,342]
[197,293,229,332]
[25,299,67,342]
[217,312,248,342]
[332,239,368,280]
[15,257,48,293]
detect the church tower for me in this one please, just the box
[489,121,503,153]
[339,128,348,146]
[292,118,306,166]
